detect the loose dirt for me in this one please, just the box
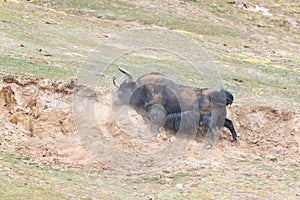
[0,75,299,170]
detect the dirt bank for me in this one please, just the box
[0,76,299,169]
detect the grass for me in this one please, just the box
[0,55,74,79]
[45,0,240,37]
[0,149,299,199]
[1,1,299,110]
[0,153,70,200]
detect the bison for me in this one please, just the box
[113,67,238,144]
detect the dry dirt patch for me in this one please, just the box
[0,76,299,169]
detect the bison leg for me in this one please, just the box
[204,117,238,144]
[207,119,218,148]
[164,110,200,133]
[224,118,238,141]
[149,104,167,133]
[198,113,218,147]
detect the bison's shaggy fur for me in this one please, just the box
[113,68,238,143]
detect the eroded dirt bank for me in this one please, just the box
[0,76,299,169]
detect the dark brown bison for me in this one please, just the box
[113,67,238,143]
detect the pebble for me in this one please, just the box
[176,183,183,189]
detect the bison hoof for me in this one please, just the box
[150,123,161,133]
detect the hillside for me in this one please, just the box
[0,0,299,199]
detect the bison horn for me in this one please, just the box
[118,66,133,82]
[112,76,119,88]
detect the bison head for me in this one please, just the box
[113,67,137,106]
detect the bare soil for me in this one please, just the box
[1,75,299,170]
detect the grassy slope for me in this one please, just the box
[1,0,299,110]
[0,151,299,200]
[0,0,299,199]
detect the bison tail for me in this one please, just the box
[225,90,234,105]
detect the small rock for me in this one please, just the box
[176,183,183,189]
[226,0,236,4]
[233,78,243,83]
[44,54,53,57]
[146,196,154,200]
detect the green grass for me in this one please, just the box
[1,0,299,112]
[45,0,240,37]
[0,151,122,199]
[0,150,299,199]
[0,179,69,200]
[0,153,70,200]
[0,55,73,79]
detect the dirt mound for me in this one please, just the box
[228,106,300,160]
[0,76,299,169]
[0,76,95,167]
